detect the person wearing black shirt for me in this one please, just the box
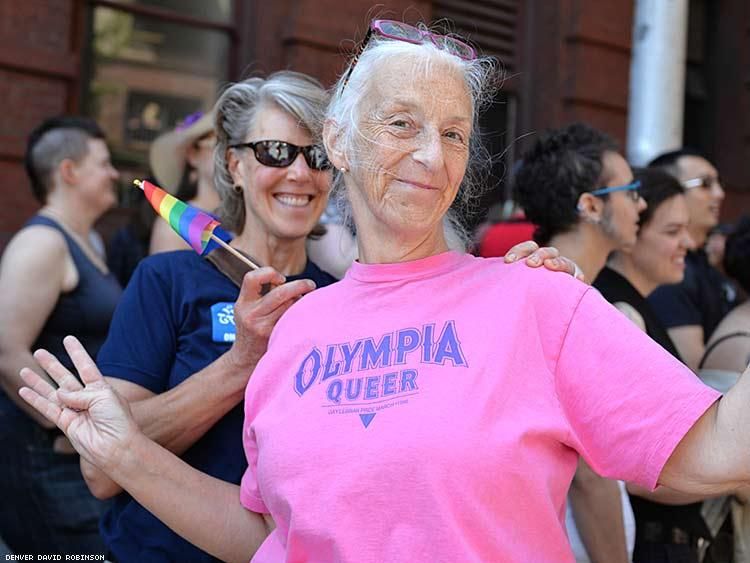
[647,149,738,371]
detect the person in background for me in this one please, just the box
[148,109,220,254]
[515,122,644,563]
[647,149,737,371]
[0,116,121,555]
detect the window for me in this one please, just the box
[83,0,237,203]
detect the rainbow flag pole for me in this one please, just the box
[134,179,259,270]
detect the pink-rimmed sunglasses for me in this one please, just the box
[341,20,477,91]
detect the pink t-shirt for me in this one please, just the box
[240,251,719,562]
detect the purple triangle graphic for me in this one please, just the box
[359,413,376,428]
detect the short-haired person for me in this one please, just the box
[647,149,736,371]
[515,122,646,562]
[19,20,750,563]
[0,116,121,555]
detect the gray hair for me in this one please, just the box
[213,71,329,233]
[325,30,497,246]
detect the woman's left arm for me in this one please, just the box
[660,369,750,494]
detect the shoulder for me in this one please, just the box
[296,254,587,319]
[479,256,590,309]
[6,223,68,254]
[149,219,189,254]
[613,301,647,332]
[1,224,68,272]
[707,306,750,346]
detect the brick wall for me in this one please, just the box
[519,0,634,149]
[245,0,431,88]
[706,0,750,222]
[0,0,80,250]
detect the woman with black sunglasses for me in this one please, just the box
[69,71,339,563]
[18,20,737,563]
[593,169,717,562]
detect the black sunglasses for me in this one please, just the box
[229,140,331,171]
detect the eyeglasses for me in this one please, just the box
[229,140,331,171]
[590,180,642,202]
[681,175,721,190]
[341,20,477,91]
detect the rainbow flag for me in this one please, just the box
[136,179,230,255]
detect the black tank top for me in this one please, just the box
[26,215,122,372]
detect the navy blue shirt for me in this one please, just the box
[648,249,738,342]
[97,250,336,562]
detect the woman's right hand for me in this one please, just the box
[19,335,140,473]
[227,266,316,375]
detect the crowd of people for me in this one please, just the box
[1,17,748,563]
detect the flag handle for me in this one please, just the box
[209,235,260,271]
[134,179,260,271]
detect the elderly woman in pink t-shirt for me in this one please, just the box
[16,19,747,563]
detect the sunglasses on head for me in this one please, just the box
[589,180,642,202]
[229,140,331,171]
[341,20,477,91]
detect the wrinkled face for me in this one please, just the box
[348,54,472,242]
[675,156,724,234]
[599,151,647,249]
[231,105,331,241]
[631,194,693,287]
[74,138,119,213]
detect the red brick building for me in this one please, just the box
[1,0,748,250]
